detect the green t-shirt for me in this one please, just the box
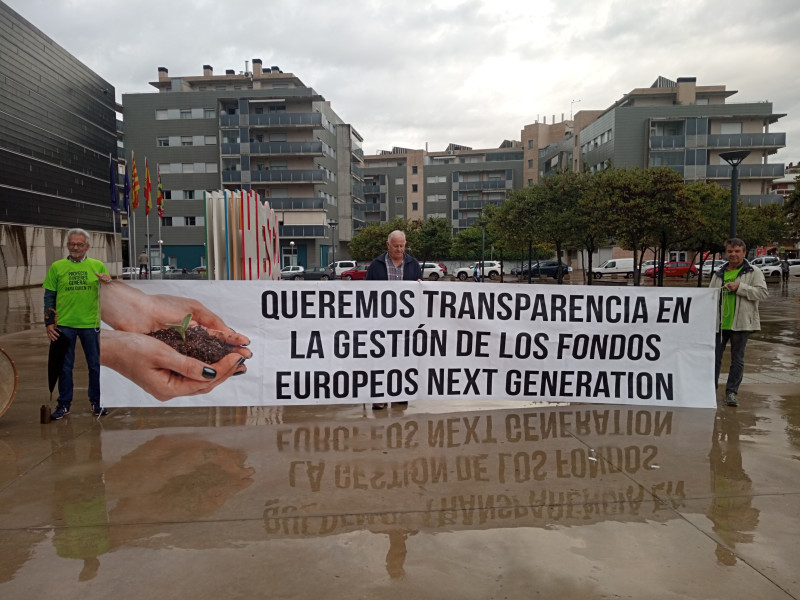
[721,267,742,330]
[43,258,108,328]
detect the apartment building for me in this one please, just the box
[362,143,524,235]
[0,1,119,289]
[531,76,786,204]
[122,61,364,270]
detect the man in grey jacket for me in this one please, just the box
[709,238,768,407]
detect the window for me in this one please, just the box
[157,137,169,147]
[185,190,195,200]
[204,135,216,145]
[395,196,404,203]
[181,136,193,146]
[412,166,418,174]
[159,164,171,174]
[271,161,288,170]
[412,184,418,192]
[412,202,418,211]
[255,107,264,115]
[528,159,533,168]
[182,163,194,173]
[269,133,287,142]
[206,163,218,173]
[155,109,168,120]
[162,217,173,226]
[180,110,192,119]
[395,178,404,185]
[204,109,216,119]
[528,140,534,149]
[720,122,742,135]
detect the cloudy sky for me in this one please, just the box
[5,0,799,164]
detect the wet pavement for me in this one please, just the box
[1,280,799,599]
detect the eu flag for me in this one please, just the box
[123,164,131,213]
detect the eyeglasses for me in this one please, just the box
[67,242,87,248]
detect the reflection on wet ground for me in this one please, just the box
[0,283,799,598]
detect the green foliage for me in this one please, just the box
[348,217,415,262]
[784,173,800,240]
[166,313,192,342]
[407,217,452,262]
[738,202,790,252]
[451,225,491,261]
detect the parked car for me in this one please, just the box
[645,261,698,278]
[760,259,800,279]
[419,262,446,280]
[191,265,207,274]
[341,265,370,280]
[151,265,176,276]
[592,258,635,279]
[518,260,571,279]
[454,261,503,281]
[303,266,336,280]
[280,265,305,280]
[749,256,780,268]
[121,267,138,280]
[639,260,661,272]
[328,260,358,278]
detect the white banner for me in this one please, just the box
[100,281,718,408]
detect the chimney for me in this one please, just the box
[158,67,168,81]
[203,64,213,76]
[252,58,262,76]
[225,69,235,75]
[271,65,281,73]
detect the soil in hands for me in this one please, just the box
[148,327,233,364]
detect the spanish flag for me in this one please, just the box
[144,158,152,215]
[130,152,140,210]
[156,166,165,218]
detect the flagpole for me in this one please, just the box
[146,212,151,280]
[109,153,119,275]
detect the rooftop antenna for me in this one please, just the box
[570,99,581,120]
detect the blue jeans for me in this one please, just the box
[57,326,101,408]
[714,330,749,395]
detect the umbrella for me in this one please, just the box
[0,346,18,420]
[48,328,70,402]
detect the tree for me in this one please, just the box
[451,224,493,261]
[738,202,790,254]
[784,173,800,245]
[576,170,613,285]
[682,181,729,286]
[529,170,583,283]
[348,217,415,262]
[406,217,452,264]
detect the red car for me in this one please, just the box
[645,261,698,278]
[341,265,370,280]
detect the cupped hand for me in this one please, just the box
[100,281,250,348]
[101,330,247,402]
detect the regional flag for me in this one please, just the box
[156,166,165,218]
[144,158,152,216]
[131,153,140,210]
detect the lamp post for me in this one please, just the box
[720,150,751,238]
[157,239,164,278]
[328,220,338,266]
[289,240,295,267]
[477,213,487,282]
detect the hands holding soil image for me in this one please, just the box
[99,281,251,401]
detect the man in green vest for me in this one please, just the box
[709,238,768,407]
[43,228,112,419]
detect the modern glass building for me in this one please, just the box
[0,1,119,288]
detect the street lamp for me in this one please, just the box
[328,220,338,266]
[289,240,295,267]
[477,213,487,282]
[157,239,163,278]
[720,150,751,238]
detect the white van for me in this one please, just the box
[592,258,635,279]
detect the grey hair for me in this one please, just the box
[387,230,406,243]
[66,228,90,245]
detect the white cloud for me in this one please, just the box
[4,0,799,164]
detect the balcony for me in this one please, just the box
[650,135,686,149]
[705,132,786,150]
[457,180,509,191]
[266,197,326,210]
[250,112,322,128]
[249,141,325,156]
[279,225,327,238]
[221,143,241,155]
[222,170,242,183]
[706,163,785,179]
[742,194,784,206]
[250,169,327,183]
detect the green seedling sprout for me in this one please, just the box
[165,313,193,342]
